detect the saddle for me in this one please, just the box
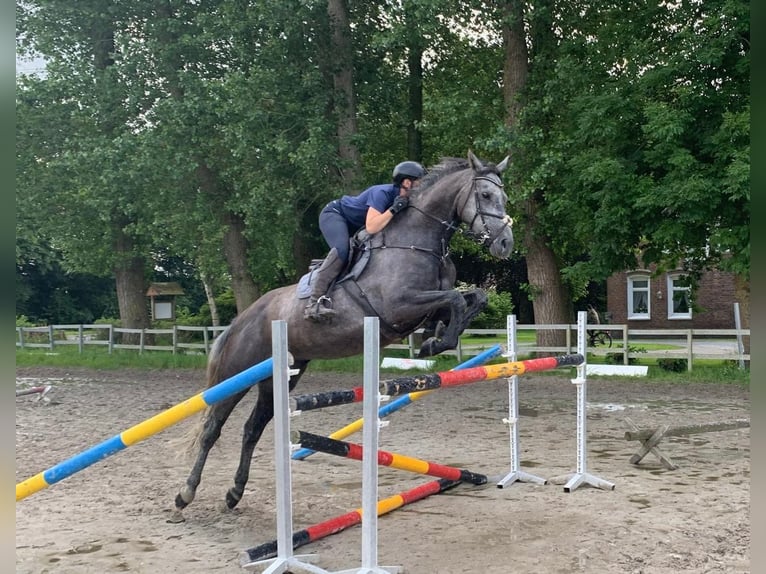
[296,231,373,299]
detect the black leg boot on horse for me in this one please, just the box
[303,247,346,322]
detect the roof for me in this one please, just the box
[146,282,185,297]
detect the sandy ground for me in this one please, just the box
[16,366,750,573]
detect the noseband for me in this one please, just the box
[458,176,513,247]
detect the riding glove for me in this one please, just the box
[389,196,409,214]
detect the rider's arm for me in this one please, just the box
[365,207,395,234]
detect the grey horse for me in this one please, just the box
[172,150,514,519]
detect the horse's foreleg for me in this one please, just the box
[410,290,466,357]
[458,289,489,330]
[225,388,275,509]
[414,288,488,357]
[172,394,245,519]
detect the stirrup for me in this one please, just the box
[304,296,336,322]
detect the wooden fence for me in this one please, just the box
[16,322,749,372]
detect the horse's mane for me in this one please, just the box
[417,157,468,192]
[415,155,504,197]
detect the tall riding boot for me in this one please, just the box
[303,247,346,322]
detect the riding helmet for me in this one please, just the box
[392,161,427,183]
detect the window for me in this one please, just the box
[667,274,692,319]
[628,276,650,319]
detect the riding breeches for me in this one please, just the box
[319,200,357,263]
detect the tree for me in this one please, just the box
[17,0,748,331]
[17,1,157,337]
[497,0,572,346]
[493,0,748,335]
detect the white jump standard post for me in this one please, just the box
[335,316,399,574]
[242,319,330,574]
[552,311,615,492]
[497,314,546,488]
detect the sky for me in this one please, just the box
[16,54,46,76]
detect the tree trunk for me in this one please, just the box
[222,211,260,312]
[200,272,220,327]
[522,200,570,346]
[194,163,260,313]
[502,0,528,128]
[502,0,570,346]
[113,227,150,345]
[327,0,361,190]
[154,4,261,315]
[93,14,150,342]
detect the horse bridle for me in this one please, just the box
[455,176,514,247]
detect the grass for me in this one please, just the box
[16,348,209,370]
[16,344,749,385]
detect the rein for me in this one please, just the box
[337,171,512,341]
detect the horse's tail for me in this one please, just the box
[205,326,231,389]
[183,327,231,459]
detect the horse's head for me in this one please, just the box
[457,151,514,259]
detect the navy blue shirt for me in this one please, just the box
[338,184,400,229]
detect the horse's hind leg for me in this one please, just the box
[226,366,307,509]
[225,385,275,509]
[172,392,246,519]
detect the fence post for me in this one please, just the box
[48,325,54,351]
[734,302,745,370]
[686,329,693,372]
[108,324,114,354]
[78,324,84,354]
[624,326,629,365]
[203,327,210,354]
[172,325,178,355]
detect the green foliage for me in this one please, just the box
[507,0,749,290]
[16,0,749,326]
[16,315,35,328]
[657,358,688,373]
[195,289,238,326]
[605,345,646,365]
[470,289,514,329]
[646,363,748,384]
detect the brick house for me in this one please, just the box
[605,266,745,329]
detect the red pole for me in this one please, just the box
[240,478,461,566]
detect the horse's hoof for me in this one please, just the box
[174,492,191,510]
[418,338,438,358]
[166,510,186,524]
[225,490,241,509]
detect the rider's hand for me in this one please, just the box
[389,196,409,215]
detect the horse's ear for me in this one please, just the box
[496,155,510,173]
[467,149,483,171]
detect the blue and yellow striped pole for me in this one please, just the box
[16,357,274,502]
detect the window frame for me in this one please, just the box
[667,273,693,320]
[627,274,651,320]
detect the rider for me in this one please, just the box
[304,160,427,322]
